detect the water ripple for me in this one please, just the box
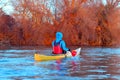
[0,47,120,80]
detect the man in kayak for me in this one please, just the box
[52,32,70,54]
[52,32,77,57]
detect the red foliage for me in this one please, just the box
[0,0,120,47]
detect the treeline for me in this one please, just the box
[0,0,120,47]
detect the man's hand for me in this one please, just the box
[65,51,72,57]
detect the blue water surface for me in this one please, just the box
[0,47,120,80]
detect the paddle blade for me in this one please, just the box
[74,48,81,56]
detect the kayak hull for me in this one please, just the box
[34,48,81,61]
[34,54,65,61]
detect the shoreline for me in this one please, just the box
[0,45,119,50]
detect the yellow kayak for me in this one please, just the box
[34,48,81,61]
[34,54,65,61]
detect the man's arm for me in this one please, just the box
[60,40,69,51]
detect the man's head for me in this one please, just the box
[56,32,63,40]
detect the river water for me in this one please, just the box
[0,46,120,80]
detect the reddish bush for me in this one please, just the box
[0,0,120,46]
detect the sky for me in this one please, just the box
[0,0,14,14]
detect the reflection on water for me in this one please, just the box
[0,47,120,80]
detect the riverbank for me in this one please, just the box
[1,45,119,50]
